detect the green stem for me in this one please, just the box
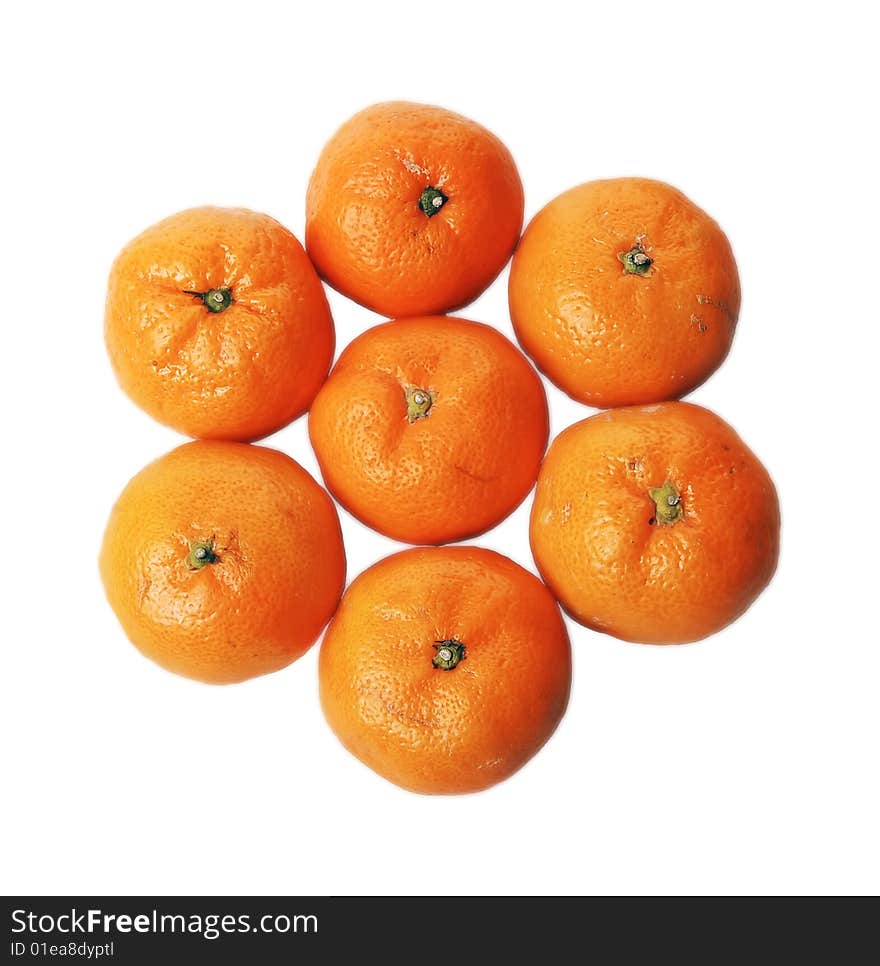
[648,481,683,525]
[182,287,234,313]
[418,186,448,217]
[618,244,653,276]
[433,639,466,671]
[405,386,433,422]
[187,539,218,570]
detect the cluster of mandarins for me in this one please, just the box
[101,102,780,795]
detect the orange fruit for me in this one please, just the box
[509,178,740,407]
[99,441,345,683]
[105,206,334,441]
[530,402,779,644]
[306,101,524,317]
[319,546,571,794]
[308,315,548,544]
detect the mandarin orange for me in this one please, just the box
[530,402,779,644]
[106,206,334,441]
[100,441,345,683]
[510,178,740,407]
[319,546,571,794]
[306,102,523,317]
[308,315,548,544]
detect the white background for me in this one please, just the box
[2,1,878,897]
